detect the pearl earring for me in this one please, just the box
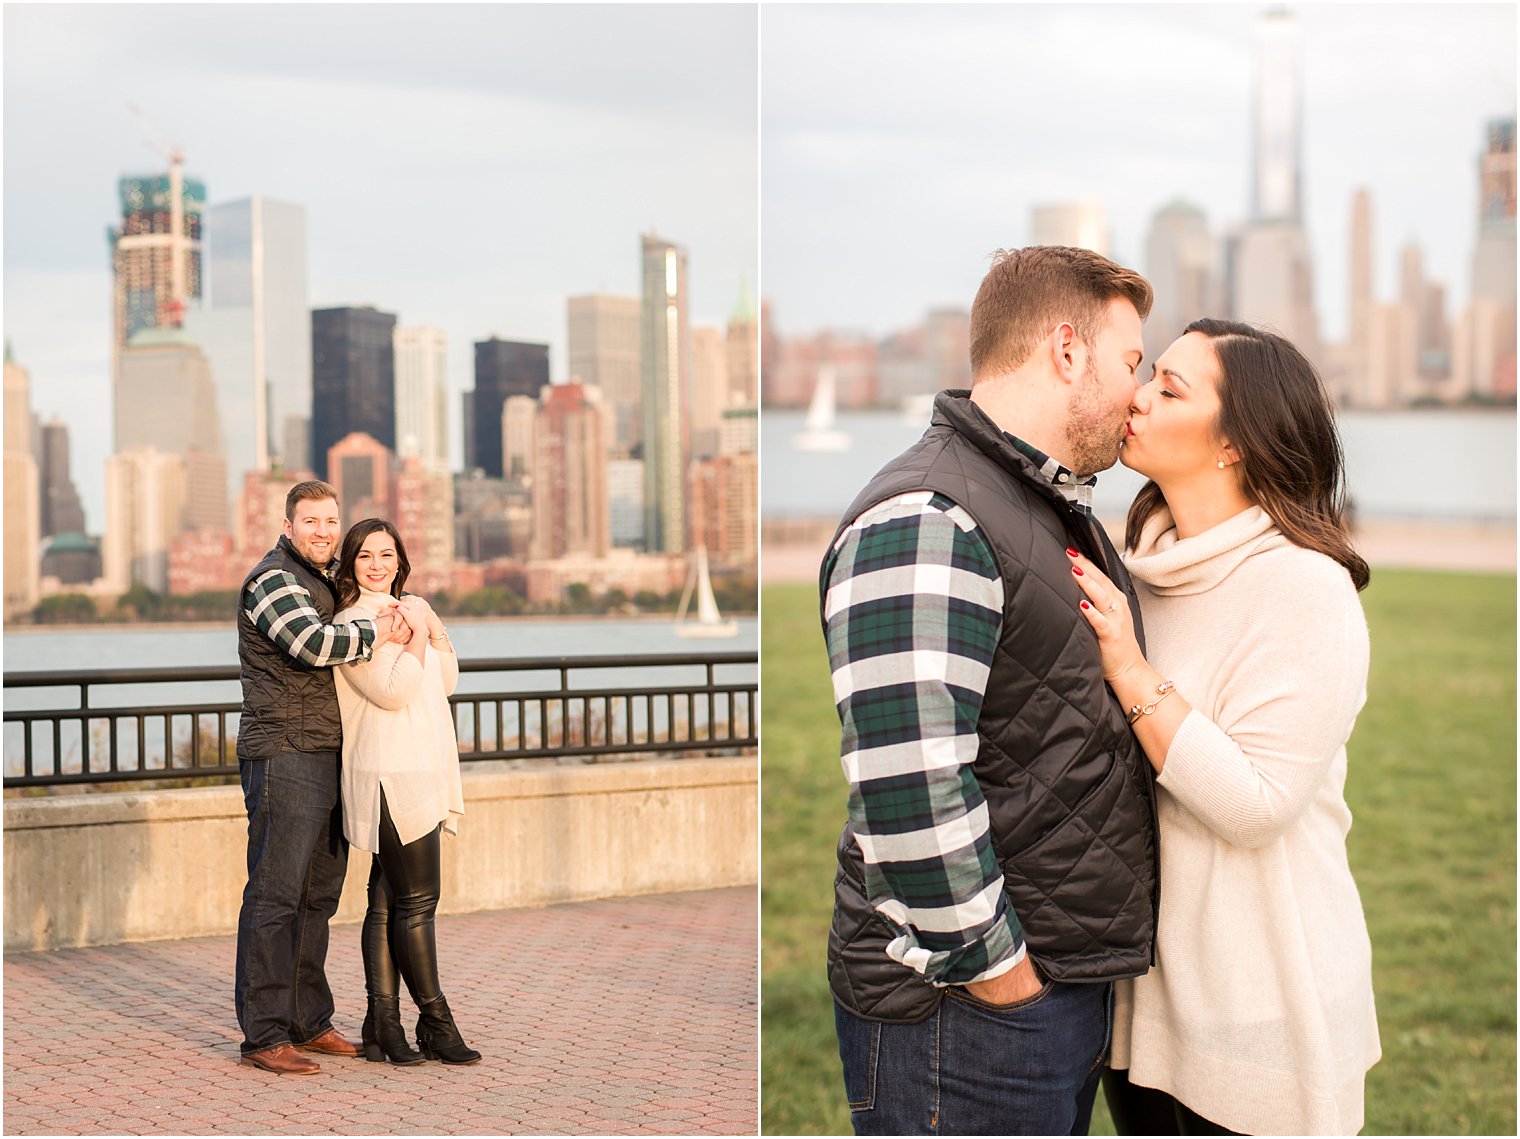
[1217,460,1226,469]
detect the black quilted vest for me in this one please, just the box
[236,536,346,761]
[821,390,1159,1022]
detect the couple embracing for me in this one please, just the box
[824,247,1379,1135]
[233,480,479,1074]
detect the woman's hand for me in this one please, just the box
[375,604,413,646]
[1067,549,1146,682]
[396,596,431,637]
[401,594,445,637]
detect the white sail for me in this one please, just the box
[793,366,851,452]
[804,365,838,431]
[675,544,738,638]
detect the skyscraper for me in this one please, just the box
[103,447,186,594]
[465,337,549,479]
[182,196,312,495]
[640,232,690,554]
[1458,118,1517,399]
[115,328,228,530]
[4,348,41,613]
[1400,242,1450,388]
[1231,222,1321,366]
[392,456,455,595]
[311,306,397,470]
[38,419,87,538]
[109,166,205,385]
[1474,116,1516,293]
[394,325,450,470]
[688,452,758,571]
[501,395,537,482]
[1232,8,1319,368]
[689,325,727,461]
[326,431,393,528]
[235,466,315,565]
[725,278,758,408]
[567,294,641,452]
[1251,8,1303,223]
[116,330,223,456]
[607,457,645,550]
[530,382,610,561]
[1030,202,1109,254]
[1143,201,1221,362]
[924,309,973,393]
[1342,187,1376,406]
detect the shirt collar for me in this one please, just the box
[1002,433,1097,517]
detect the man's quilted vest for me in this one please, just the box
[821,390,1159,1022]
[236,536,346,761]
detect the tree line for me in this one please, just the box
[23,577,758,625]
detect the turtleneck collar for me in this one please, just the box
[1122,504,1288,595]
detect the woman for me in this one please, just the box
[1068,320,1379,1135]
[332,518,479,1066]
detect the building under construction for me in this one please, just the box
[108,169,205,379]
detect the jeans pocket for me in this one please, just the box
[943,976,1056,1016]
[835,1004,882,1113]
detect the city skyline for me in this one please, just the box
[3,3,758,529]
[761,4,1515,343]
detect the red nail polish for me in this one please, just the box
[1072,566,1083,576]
[1065,547,1079,557]
[1080,600,1091,610]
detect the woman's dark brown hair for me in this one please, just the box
[1125,318,1371,591]
[333,518,412,610]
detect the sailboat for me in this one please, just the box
[792,365,851,452]
[674,545,739,638]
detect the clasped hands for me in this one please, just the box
[371,595,443,647]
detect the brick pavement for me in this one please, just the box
[3,887,757,1136]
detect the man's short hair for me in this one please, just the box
[969,246,1154,382]
[285,480,340,521]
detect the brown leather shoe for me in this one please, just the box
[239,1043,321,1075]
[296,1028,363,1057]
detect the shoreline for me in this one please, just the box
[2,611,759,637]
[761,516,1517,583]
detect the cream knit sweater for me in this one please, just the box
[1107,506,1380,1137]
[334,589,464,851]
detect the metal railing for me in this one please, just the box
[3,652,757,790]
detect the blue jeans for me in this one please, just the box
[234,751,349,1054]
[835,978,1113,1135]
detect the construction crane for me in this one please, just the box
[126,102,188,327]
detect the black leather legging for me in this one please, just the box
[1101,1068,1242,1135]
[361,789,443,1007]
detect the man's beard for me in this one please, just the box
[292,537,333,569]
[1064,358,1126,477]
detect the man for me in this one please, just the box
[234,480,406,1075]
[822,246,1160,1134]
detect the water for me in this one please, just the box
[764,406,1517,523]
[2,616,758,709]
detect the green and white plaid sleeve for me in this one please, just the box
[823,490,1026,987]
[244,570,376,667]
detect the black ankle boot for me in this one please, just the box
[414,995,481,1065]
[364,995,426,1065]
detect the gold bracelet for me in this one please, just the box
[1127,680,1175,725]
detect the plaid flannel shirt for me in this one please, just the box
[823,440,1097,987]
[243,569,376,667]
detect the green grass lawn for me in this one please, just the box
[760,570,1516,1136]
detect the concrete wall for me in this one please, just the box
[4,756,757,953]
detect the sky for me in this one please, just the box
[3,3,758,531]
[761,3,1516,344]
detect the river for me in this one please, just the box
[764,406,1517,523]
